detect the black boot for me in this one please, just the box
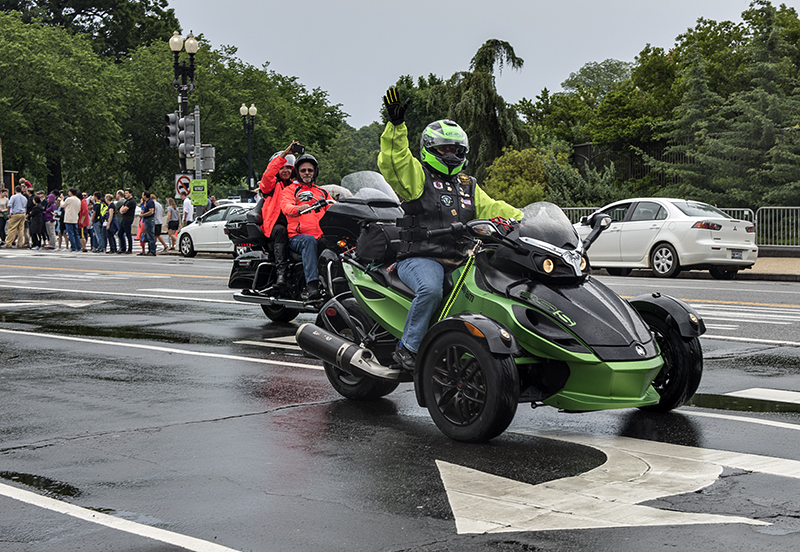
[273,242,288,288]
[304,280,321,301]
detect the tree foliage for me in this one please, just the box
[1,0,179,60]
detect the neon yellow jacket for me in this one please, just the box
[377,122,522,220]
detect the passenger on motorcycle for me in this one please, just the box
[377,87,522,371]
[279,153,334,300]
[259,143,297,287]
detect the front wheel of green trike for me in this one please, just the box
[638,312,703,412]
[421,331,519,442]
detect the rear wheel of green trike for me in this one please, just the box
[638,312,703,412]
[421,331,519,442]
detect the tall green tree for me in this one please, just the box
[703,0,800,207]
[0,12,126,190]
[1,0,179,60]
[561,59,632,100]
[642,51,725,200]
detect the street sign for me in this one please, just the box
[175,174,191,198]
[190,179,208,206]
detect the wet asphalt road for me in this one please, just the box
[2,250,800,552]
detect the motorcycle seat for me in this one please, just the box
[366,264,455,301]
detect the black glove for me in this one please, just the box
[383,87,410,125]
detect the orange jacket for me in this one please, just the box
[258,156,291,237]
[279,182,331,238]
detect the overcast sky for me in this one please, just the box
[168,0,800,129]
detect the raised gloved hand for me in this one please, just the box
[383,87,410,126]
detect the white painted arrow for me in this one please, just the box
[437,431,800,534]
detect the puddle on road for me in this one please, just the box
[0,471,82,497]
[688,393,800,412]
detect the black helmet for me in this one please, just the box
[420,119,469,176]
[294,153,319,183]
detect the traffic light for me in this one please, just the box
[164,112,180,148]
[178,114,195,156]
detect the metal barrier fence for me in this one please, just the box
[755,207,800,247]
[562,205,800,247]
[562,207,598,224]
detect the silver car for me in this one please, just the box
[178,203,256,257]
[575,198,758,279]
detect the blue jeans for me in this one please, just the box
[289,234,322,283]
[143,217,156,254]
[93,221,106,251]
[396,257,444,354]
[118,219,133,252]
[66,223,80,251]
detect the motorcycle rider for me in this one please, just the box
[279,153,333,300]
[259,142,297,288]
[378,87,522,371]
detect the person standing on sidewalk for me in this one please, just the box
[44,192,57,249]
[138,191,156,256]
[118,189,137,254]
[0,188,8,245]
[180,191,194,227]
[150,193,169,252]
[62,188,82,252]
[5,186,28,248]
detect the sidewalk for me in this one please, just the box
[623,255,800,281]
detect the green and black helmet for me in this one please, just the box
[420,119,469,176]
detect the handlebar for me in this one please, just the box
[299,198,335,215]
[426,222,465,239]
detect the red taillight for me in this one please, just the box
[692,221,722,230]
[746,226,756,233]
[325,308,338,317]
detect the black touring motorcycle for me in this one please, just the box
[226,172,404,322]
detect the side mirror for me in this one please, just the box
[582,214,612,252]
[466,220,501,240]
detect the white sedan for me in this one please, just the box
[575,198,758,279]
[178,203,256,257]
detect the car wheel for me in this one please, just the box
[650,243,680,278]
[260,304,300,323]
[179,234,197,257]
[709,266,739,280]
[638,313,703,412]
[318,297,399,400]
[606,268,633,277]
[421,331,519,442]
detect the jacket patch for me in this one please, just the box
[433,181,444,190]
[440,195,454,207]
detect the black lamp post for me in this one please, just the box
[169,31,198,118]
[240,103,257,189]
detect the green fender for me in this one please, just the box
[412,313,521,408]
[629,292,706,338]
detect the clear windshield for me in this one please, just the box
[339,171,399,202]
[519,201,581,250]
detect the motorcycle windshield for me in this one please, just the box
[519,202,581,250]
[339,171,399,204]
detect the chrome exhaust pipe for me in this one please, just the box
[295,323,401,380]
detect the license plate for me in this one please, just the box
[731,249,743,260]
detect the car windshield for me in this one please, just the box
[339,171,399,202]
[519,202,581,250]
[670,200,731,218]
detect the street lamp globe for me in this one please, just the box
[248,104,257,117]
[239,103,248,117]
[184,32,199,54]
[169,30,183,52]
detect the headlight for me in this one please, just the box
[580,257,587,271]
[543,258,554,273]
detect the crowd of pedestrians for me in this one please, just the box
[0,181,181,255]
